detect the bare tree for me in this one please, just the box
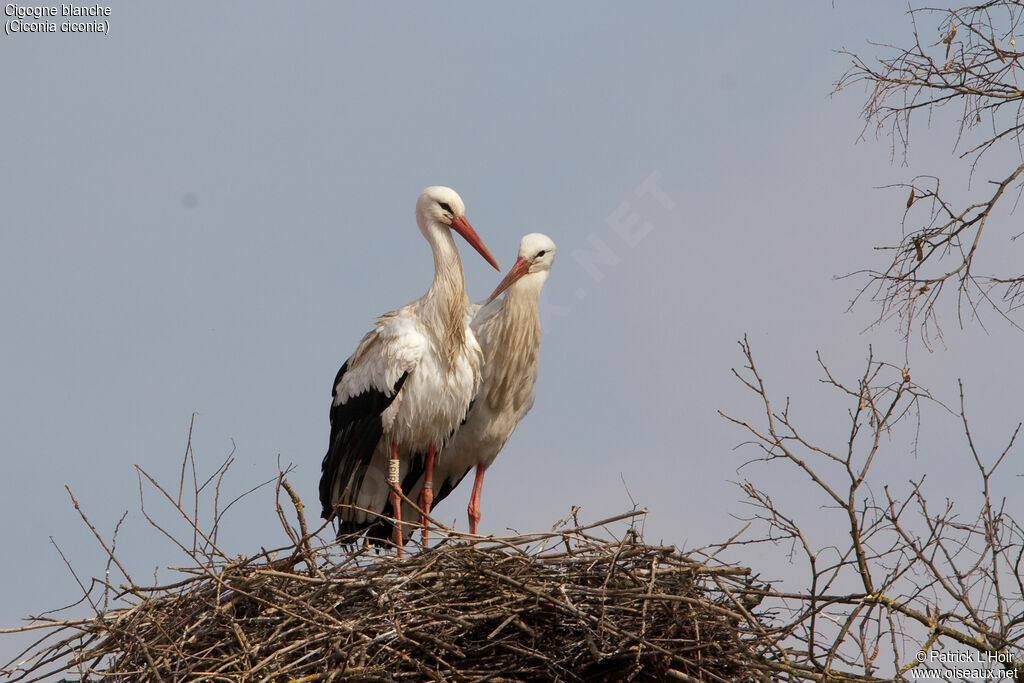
[717,336,1023,680]
[835,1,1024,345]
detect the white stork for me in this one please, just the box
[318,186,500,552]
[378,233,556,540]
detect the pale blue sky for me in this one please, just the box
[3,2,1022,670]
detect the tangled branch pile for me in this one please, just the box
[3,507,776,682]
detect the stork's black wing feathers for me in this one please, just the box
[432,467,472,509]
[318,360,409,528]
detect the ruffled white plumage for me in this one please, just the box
[328,304,482,525]
[395,233,556,536]
[318,187,498,542]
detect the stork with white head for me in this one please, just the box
[373,233,557,541]
[318,186,500,553]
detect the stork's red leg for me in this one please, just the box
[389,440,403,557]
[467,465,487,535]
[418,444,436,546]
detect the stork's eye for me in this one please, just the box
[439,202,453,213]
[536,250,546,258]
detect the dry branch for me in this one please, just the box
[834,2,1024,343]
[1,503,778,682]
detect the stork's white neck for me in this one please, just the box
[483,272,545,412]
[420,220,469,368]
[505,270,548,304]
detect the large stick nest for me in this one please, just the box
[3,488,777,682]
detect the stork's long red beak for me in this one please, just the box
[451,216,500,271]
[486,256,530,303]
